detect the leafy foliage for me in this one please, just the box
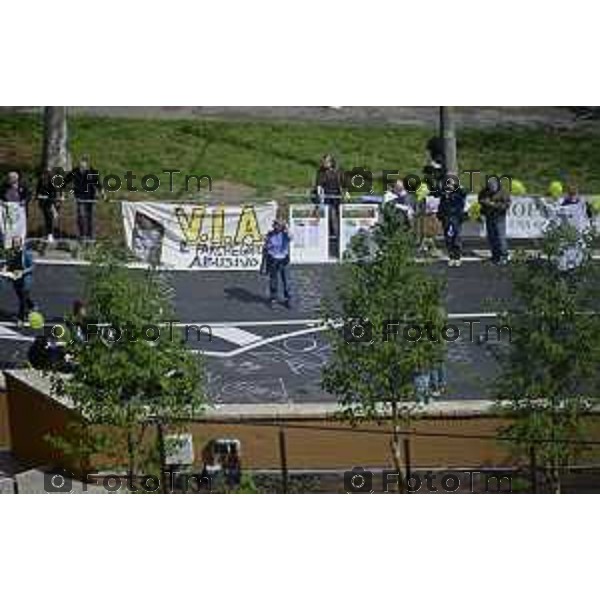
[50,243,207,474]
[322,204,446,422]
[496,224,600,490]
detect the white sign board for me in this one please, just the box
[122,202,277,270]
[339,204,380,258]
[289,204,329,263]
[0,202,27,249]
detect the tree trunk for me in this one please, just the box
[127,429,137,488]
[42,107,70,171]
[439,107,457,175]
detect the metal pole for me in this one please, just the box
[529,446,538,494]
[156,421,170,494]
[278,426,289,494]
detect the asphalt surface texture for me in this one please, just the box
[0,260,522,404]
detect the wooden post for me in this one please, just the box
[278,426,289,494]
[156,421,170,494]
[403,437,412,487]
[529,446,538,494]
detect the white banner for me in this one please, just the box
[477,196,549,239]
[0,202,27,249]
[505,196,548,238]
[478,196,600,238]
[122,202,277,270]
[289,204,329,264]
[339,204,380,258]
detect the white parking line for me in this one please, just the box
[0,326,33,342]
[198,324,330,358]
[210,327,263,346]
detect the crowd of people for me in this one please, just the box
[0,155,103,245]
[1,148,595,406]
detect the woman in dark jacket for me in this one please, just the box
[314,154,344,239]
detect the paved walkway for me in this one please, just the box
[4,106,596,130]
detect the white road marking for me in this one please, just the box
[197,325,330,358]
[210,327,263,346]
[0,325,33,342]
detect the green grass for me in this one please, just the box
[2,112,600,200]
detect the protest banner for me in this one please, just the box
[288,204,329,263]
[122,202,277,270]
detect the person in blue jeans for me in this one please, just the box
[262,219,292,308]
[414,362,447,404]
[478,178,511,265]
[437,179,467,267]
[6,236,35,324]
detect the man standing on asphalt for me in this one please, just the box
[5,236,35,325]
[315,154,344,241]
[262,219,292,308]
[478,177,511,265]
[36,168,61,242]
[437,176,467,267]
[67,155,103,241]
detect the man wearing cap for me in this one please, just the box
[262,219,292,308]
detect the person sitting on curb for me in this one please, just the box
[261,219,292,309]
[27,310,67,371]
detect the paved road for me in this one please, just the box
[4,106,592,129]
[0,261,519,403]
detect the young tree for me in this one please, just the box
[322,204,446,491]
[496,223,600,493]
[51,244,207,485]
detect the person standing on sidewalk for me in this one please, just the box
[478,178,511,265]
[6,236,35,325]
[437,177,467,267]
[67,155,103,241]
[261,219,292,308]
[36,168,61,242]
[314,154,344,241]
